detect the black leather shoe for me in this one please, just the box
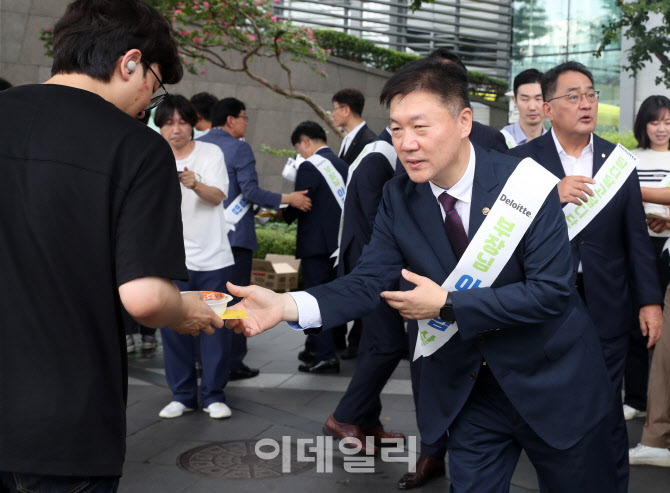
[298,358,340,374]
[229,365,260,381]
[298,349,316,364]
[397,456,445,489]
[340,345,358,360]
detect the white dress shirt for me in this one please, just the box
[551,128,594,179]
[551,128,594,273]
[288,143,477,329]
[338,121,366,157]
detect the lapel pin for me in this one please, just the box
[601,153,606,158]
[482,207,490,215]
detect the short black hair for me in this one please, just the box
[427,48,468,73]
[291,121,327,146]
[211,97,246,127]
[634,95,670,149]
[0,78,12,91]
[154,95,198,128]
[51,0,182,85]
[541,61,594,101]
[513,68,543,97]
[379,58,471,117]
[190,92,218,121]
[332,89,365,117]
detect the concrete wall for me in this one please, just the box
[1,0,506,194]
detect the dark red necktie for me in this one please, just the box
[438,192,468,259]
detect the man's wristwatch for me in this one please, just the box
[439,292,455,323]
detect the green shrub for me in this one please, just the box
[254,220,297,259]
[595,129,638,151]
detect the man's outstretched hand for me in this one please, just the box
[225,282,299,337]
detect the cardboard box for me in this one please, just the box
[251,254,301,293]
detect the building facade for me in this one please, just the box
[276,0,513,80]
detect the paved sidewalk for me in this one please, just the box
[122,325,670,492]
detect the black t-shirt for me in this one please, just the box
[0,85,188,476]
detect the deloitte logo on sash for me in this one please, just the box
[499,194,532,218]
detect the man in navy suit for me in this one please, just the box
[324,128,408,452]
[199,98,312,380]
[281,121,348,373]
[508,61,663,493]
[333,88,378,165]
[332,88,378,354]
[228,59,617,492]
[395,48,510,489]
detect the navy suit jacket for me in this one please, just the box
[283,147,348,259]
[337,130,396,277]
[471,121,508,153]
[198,128,281,251]
[509,132,663,338]
[340,124,377,164]
[308,145,612,449]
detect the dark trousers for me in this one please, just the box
[449,364,616,493]
[223,246,252,371]
[333,301,406,428]
[0,472,119,493]
[624,237,670,410]
[302,255,338,361]
[161,268,232,408]
[407,319,448,460]
[572,274,629,493]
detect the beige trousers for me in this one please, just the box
[641,283,670,449]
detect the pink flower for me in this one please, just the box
[173,8,182,14]
[271,15,277,21]
[248,34,256,41]
[193,37,202,44]
[203,1,210,7]
[201,70,207,74]
[320,70,326,75]
[327,49,332,55]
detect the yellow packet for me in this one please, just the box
[221,309,248,319]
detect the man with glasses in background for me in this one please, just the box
[0,0,224,491]
[509,61,663,493]
[199,97,312,381]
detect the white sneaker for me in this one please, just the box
[629,443,670,467]
[623,404,646,420]
[126,334,136,353]
[158,401,194,418]
[204,402,232,419]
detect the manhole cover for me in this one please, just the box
[177,440,315,479]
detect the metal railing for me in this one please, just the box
[275,0,513,79]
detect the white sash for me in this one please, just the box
[332,140,398,265]
[501,129,517,149]
[414,158,559,360]
[309,154,346,208]
[563,144,637,240]
[224,193,251,232]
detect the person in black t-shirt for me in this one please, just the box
[0,1,224,492]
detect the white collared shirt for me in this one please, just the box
[429,142,476,235]
[339,121,366,156]
[551,128,593,273]
[288,142,477,329]
[551,128,594,179]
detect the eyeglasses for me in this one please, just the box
[547,90,600,105]
[142,62,169,111]
[332,105,347,112]
[236,114,249,122]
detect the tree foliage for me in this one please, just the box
[598,0,670,88]
[144,0,344,134]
